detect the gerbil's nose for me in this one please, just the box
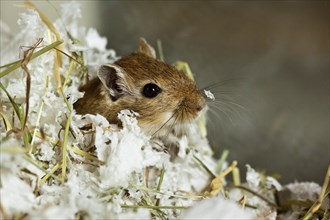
[195,94,206,112]
[181,91,206,114]
[196,105,203,112]
[185,91,206,112]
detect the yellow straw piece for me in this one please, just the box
[38,162,61,186]
[24,0,63,91]
[0,112,12,131]
[205,161,238,196]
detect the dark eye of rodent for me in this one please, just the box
[142,83,161,98]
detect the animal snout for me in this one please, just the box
[183,91,206,113]
[195,93,206,112]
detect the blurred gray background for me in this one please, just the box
[1,1,329,184]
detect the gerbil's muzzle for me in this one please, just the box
[181,91,206,114]
[195,92,207,112]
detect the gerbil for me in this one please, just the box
[74,39,207,141]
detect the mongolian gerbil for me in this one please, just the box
[74,39,207,141]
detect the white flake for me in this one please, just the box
[246,164,261,189]
[86,28,108,52]
[266,176,282,191]
[204,89,215,101]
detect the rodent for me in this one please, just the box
[74,38,206,141]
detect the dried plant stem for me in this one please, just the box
[121,205,189,210]
[156,164,165,192]
[54,48,84,66]
[60,90,72,183]
[0,60,18,69]
[0,81,30,148]
[0,146,28,154]
[303,165,330,220]
[217,160,238,180]
[319,165,330,204]
[69,146,99,162]
[63,60,75,91]
[20,38,44,150]
[322,209,330,220]
[32,130,100,162]
[155,164,165,206]
[215,149,229,173]
[173,61,194,81]
[21,38,43,124]
[38,162,61,186]
[30,76,49,154]
[145,167,150,188]
[157,39,164,62]
[0,111,12,131]
[23,0,63,92]
[206,161,238,196]
[239,195,247,209]
[58,52,76,183]
[24,0,63,66]
[234,185,279,209]
[194,155,216,178]
[0,41,63,78]
[53,48,62,92]
[134,185,204,200]
[232,167,241,186]
[24,155,61,182]
[0,82,22,121]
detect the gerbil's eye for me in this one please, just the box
[142,83,161,98]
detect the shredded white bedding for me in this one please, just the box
[0,2,326,220]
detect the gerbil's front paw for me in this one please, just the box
[150,139,167,153]
[150,136,183,162]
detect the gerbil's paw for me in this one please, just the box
[152,135,183,161]
[150,139,167,153]
[149,137,180,158]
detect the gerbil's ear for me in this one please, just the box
[139,38,156,59]
[97,64,126,102]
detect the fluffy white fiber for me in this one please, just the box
[0,2,325,220]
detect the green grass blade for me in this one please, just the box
[121,204,189,210]
[215,149,229,174]
[0,81,21,121]
[0,40,63,78]
[156,164,165,192]
[194,155,216,178]
[0,111,12,131]
[155,164,165,206]
[0,59,21,69]
[157,39,164,62]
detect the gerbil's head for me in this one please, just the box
[98,38,206,137]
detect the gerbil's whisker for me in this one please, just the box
[151,107,180,137]
[210,100,237,114]
[207,106,224,122]
[212,99,248,112]
[200,78,242,91]
[208,102,234,123]
[164,113,179,140]
[207,90,234,95]
[225,101,248,111]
